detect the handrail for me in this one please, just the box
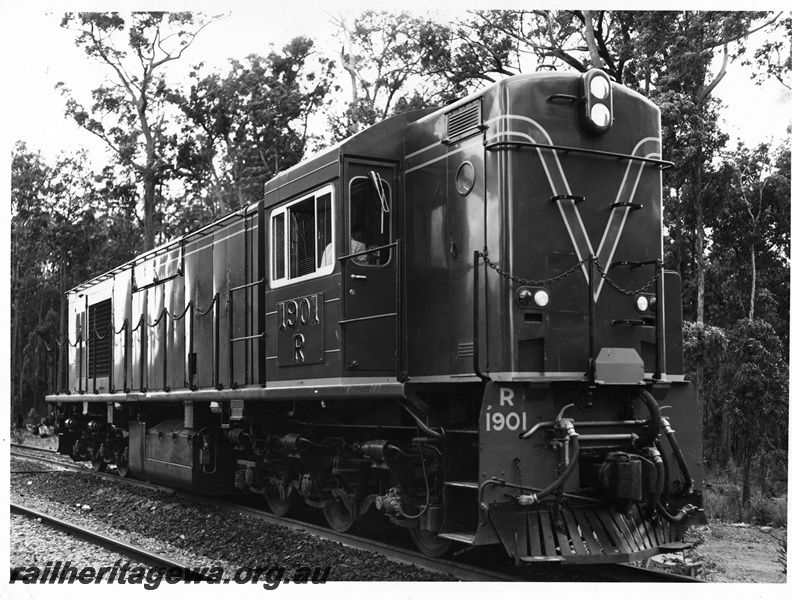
[338,312,398,325]
[338,240,399,263]
[486,140,674,170]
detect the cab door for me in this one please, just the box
[341,160,400,374]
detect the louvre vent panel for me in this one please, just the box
[446,100,482,143]
[88,299,112,377]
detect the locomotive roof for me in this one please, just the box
[70,71,650,295]
[263,106,439,206]
[66,203,257,294]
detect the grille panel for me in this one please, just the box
[88,299,112,377]
[446,100,482,143]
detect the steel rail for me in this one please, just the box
[185,496,521,582]
[10,448,517,582]
[11,446,703,583]
[11,443,58,453]
[10,502,209,580]
[10,446,175,494]
[575,562,704,583]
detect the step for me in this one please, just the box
[438,532,476,544]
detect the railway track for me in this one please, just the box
[11,444,702,583]
[10,502,208,580]
[10,444,174,493]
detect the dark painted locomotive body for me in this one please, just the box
[48,70,705,563]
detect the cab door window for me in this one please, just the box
[349,173,391,266]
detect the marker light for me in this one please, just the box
[533,290,550,308]
[514,287,550,309]
[635,294,656,314]
[579,68,613,136]
[516,288,533,308]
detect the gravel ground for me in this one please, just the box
[11,444,785,584]
[9,457,453,582]
[10,513,152,582]
[685,522,787,583]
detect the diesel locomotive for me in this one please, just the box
[46,68,705,564]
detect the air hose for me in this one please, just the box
[634,389,661,449]
[516,421,580,506]
[656,500,693,523]
[645,447,665,518]
[660,416,694,492]
[647,444,693,523]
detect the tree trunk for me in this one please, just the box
[694,157,705,324]
[741,445,753,508]
[143,171,157,250]
[582,11,605,68]
[759,450,768,496]
[11,235,19,426]
[720,396,731,467]
[749,242,756,321]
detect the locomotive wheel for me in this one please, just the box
[116,448,130,478]
[264,489,292,517]
[90,449,107,472]
[323,498,363,533]
[409,528,454,558]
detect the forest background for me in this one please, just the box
[5,8,791,525]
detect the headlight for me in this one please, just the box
[590,103,611,127]
[589,75,610,99]
[579,68,613,136]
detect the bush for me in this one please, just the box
[705,481,743,522]
[26,407,40,426]
[748,494,787,528]
[10,428,24,444]
[704,469,787,527]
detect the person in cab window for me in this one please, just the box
[351,226,368,265]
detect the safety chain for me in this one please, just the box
[48,331,86,349]
[130,314,146,334]
[43,293,221,351]
[92,321,111,341]
[115,319,128,336]
[480,250,586,286]
[195,294,218,317]
[480,251,663,297]
[170,300,192,322]
[146,306,168,328]
[593,257,664,297]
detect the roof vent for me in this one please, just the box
[445,99,482,144]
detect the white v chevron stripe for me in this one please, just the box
[488,116,660,302]
[593,138,661,299]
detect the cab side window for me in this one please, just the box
[270,186,334,287]
[349,174,391,266]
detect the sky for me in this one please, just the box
[0,2,790,167]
